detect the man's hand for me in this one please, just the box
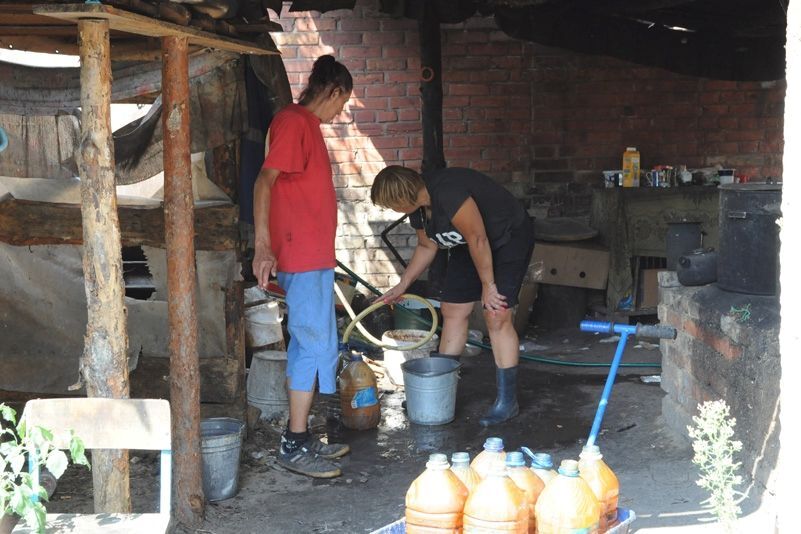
[253,244,277,289]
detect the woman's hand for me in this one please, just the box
[379,282,408,305]
[482,283,508,313]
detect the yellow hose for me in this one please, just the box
[335,283,438,350]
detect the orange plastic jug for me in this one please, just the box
[506,451,545,533]
[622,147,640,187]
[451,452,482,494]
[471,437,506,479]
[463,462,529,533]
[579,445,620,531]
[406,453,469,533]
[339,350,380,430]
[529,452,557,485]
[535,460,601,534]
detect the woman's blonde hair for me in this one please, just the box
[371,166,425,208]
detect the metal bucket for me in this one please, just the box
[200,417,245,502]
[247,350,288,421]
[244,299,284,349]
[401,357,461,425]
[382,329,439,386]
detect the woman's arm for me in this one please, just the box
[381,229,438,303]
[451,197,507,311]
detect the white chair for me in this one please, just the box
[12,398,171,534]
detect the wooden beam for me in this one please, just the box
[208,141,239,202]
[418,2,445,172]
[224,282,248,432]
[494,5,785,81]
[76,17,131,515]
[162,34,205,526]
[0,196,238,250]
[33,3,280,55]
[778,0,799,530]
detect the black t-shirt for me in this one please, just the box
[409,167,527,250]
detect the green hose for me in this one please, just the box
[335,261,661,369]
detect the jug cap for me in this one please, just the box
[580,444,603,459]
[427,453,449,470]
[483,437,504,452]
[505,451,526,467]
[346,350,364,362]
[451,452,470,464]
[530,452,553,469]
[558,459,580,477]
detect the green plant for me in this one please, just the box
[687,399,743,532]
[1,403,89,533]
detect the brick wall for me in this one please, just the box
[271,0,785,290]
[658,271,779,492]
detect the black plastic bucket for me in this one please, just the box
[717,183,782,295]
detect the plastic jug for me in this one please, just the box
[451,452,482,494]
[622,147,640,187]
[528,451,557,485]
[506,451,545,534]
[406,453,469,533]
[471,437,506,479]
[338,349,380,430]
[579,445,620,531]
[535,460,601,534]
[464,462,529,533]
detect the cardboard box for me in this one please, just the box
[529,242,609,290]
[639,268,667,309]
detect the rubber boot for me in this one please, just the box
[479,366,519,426]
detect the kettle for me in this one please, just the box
[677,248,717,287]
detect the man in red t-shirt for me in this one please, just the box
[252,56,352,479]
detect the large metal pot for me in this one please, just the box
[717,183,782,295]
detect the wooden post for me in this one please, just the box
[778,2,799,530]
[162,35,205,525]
[418,2,445,172]
[77,18,131,513]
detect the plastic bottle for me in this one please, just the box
[463,462,529,533]
[338,349,380,430]
[451,452,482,495]
[506,451,545,534]
[471,437,506,479]
[535,459,601,534]
[530,452,557,485]
[579,445,620,531]
[406,453,469,533]
[622,147,640,187]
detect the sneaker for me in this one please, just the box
[277,445,342,478]
[305,436,350,459]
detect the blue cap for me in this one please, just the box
[451,452,470,464]
[483,437,504,452]
[531,453,554,470]
[506,451,526,467]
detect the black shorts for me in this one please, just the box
[438,221,534,307]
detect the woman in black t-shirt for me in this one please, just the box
[371,165,535,426]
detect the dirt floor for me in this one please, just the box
[38,325,776,533]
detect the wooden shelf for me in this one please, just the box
[32,3,280,56]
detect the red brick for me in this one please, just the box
[389,96,420,109]
[443,121,468,134]
[363,31,405,46]
[297,45,337,58]
[338,45,382,59]
[376,111,398,122]
[353,72,385,85]
[449,134,493,147]
[448,84,490,96]
[367,58,407,71]
[294,18,336,32]
[386,70,420,83]
[384,46,416,58]
[371,136,410,149]
[365,84,407,97]
[386,122,422,134]
[399,148,423,160]
[469,70,511,83]
[444,31,489,44]
[352,97,389,110]
[322,32,362,45]
[338,18,379,31]
[380,18,417,31]
[398,109,420,121]
[351,109,375,123]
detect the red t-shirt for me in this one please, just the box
[262,104,337,273]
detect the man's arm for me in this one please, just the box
[253,167,280,289]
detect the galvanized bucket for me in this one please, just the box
[401,357,461,425]
[200,417,245,502]
[247,350,289,422]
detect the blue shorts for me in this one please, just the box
[277,269,338,394]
